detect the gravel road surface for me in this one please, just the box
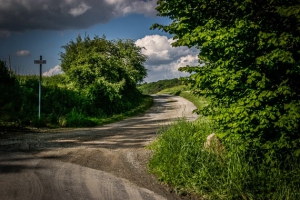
[0,95,198,200]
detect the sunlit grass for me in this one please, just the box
[90,95,153,126]
[148,91,300,199]
[157,85,188,95]
[1,73,154,128]
[148,117,300,199]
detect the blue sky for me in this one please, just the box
[0,0,199,82]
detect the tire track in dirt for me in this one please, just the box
[0,95,198,200]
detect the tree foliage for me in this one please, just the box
[60,35,147,114]
[152,0,300,158]
[0,60,20,111]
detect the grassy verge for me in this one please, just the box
[89,95,153,126]
[0,72,154,128]
[148,92,300,199]
[0,94,153,128]
[155,85,207,110]
[157,85,188,95]
[138,78,182,94]
[179,91,208,111]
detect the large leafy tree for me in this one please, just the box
[152,0,300,157]
[60,35,147,114]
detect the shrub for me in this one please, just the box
[152,0,300,165]
[0,60,21,113]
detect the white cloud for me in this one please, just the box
[135,35,200,82]
[68,2,91,17]
[15,50,31,56]
[120,0,157,17]
[43,65,64,76]
[0,0,158,33]
[172,54,199,72]
[105,0,123,4]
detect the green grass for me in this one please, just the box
[148,118,300,199]
[179,91,208,111]
[1,72,154,128]
[140,79,206,111]
[1,94,153,128]
[138,78,183,94]
[157,85,188,95]
[148,92,300,200]
[53,95,153,127]
[89,95,153,126]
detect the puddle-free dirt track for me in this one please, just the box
[0,95,198,200]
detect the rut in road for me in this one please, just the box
[0,95,198,200]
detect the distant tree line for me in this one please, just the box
[138,78,182,94]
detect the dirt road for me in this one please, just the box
[0,95,198,200]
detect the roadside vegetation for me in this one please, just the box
[0,35,152,128]
[147,0,300,199]
[138,78,183,95]
[148,90,300,199]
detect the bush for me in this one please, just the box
[1,71,151,127]
[65,109,96,127]
[153,0,300,166]
[60,35,147,115]
[0,60,21,113]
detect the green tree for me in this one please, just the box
[60,35,147,114]
[152,0,300,158]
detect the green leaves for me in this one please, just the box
[152,0,300,157]
[60,35,147,115]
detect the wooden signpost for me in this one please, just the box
[34,55,46,119]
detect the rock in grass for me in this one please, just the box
[204,133,225,154]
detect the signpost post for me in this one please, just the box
[34,55,46,119]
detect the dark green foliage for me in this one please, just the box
[1,35,149,127]
[1,73,149,127]
[42,74,68,87]
[153,0,300,159]
[149,1,300,198]
[0,60,21,114]
[60,35,147,115]
[138,78,183,94]
[8,75,95,126]
[0,60,17,85]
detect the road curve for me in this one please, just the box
[0,95,198,200]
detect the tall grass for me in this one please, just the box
[179,91,208,111]
[148,90,300,199]
[1,71,153,128]
[148,118,300,199]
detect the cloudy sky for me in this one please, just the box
[0,0,199,82]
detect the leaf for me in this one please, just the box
[284,104,290,110]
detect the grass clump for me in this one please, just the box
[148,119,300,199]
